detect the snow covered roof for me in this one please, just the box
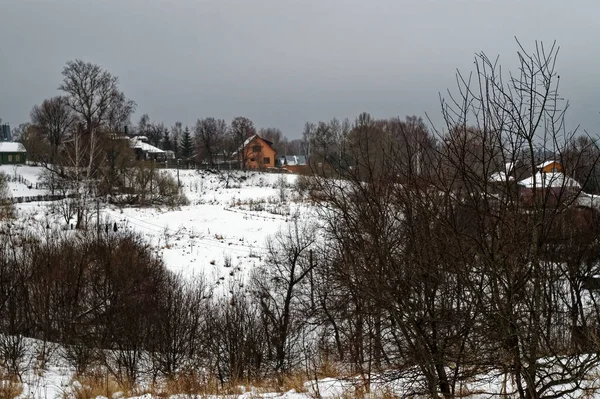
[0,142,26,153]
[537,160,559,169]
[489,162,516,182]
[241,134,257,150]
[130,138,164,153]
[518,172,581,189]
[489,171,514,182]
[231,135,257,157]
[233,134,275,155]
[282,155,307,166]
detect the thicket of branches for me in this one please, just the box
[300,41,600,398]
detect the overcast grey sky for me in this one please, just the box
[1,0,599,138]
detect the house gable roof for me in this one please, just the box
[130,138,164,153]
[232,135,275,156]
[0,142,26,153]
[537,160,561,169]
[518,172,580,189]
[282,155,307,166]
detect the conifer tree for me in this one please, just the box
[179,126,193,159]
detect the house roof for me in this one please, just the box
[232,135,275,156]
[518,172,580,189]
[0,142,26,153]
[130,138,164,153]
[489,162,516,182]
[537,160,560,169]
[489,171,514,182]
[282,155,307,166]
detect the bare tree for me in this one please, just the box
[60,60,129,182]
[301,122,315,158]
[59,60,119,135]
[230,117,256,169]
[259,127,284,155]
[106,90,136,133]
[30,96,75,164]
[195,118,227,167]
[252,218,316,380]
[435,39,600,398]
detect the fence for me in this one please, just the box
[10,193,77,204]
[150,160,293,174]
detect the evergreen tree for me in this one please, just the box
[179,126,193,159]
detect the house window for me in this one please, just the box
[252,145,261,153]
[551,167,557,172]
[15,155,19,162]
[263,157,270,165]
[7,155,12,162]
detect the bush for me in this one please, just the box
[117,163,189,207]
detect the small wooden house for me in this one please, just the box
[518,161,581,205]
[537,160,563,174]
[233,135,276,169]
[131,137,166,162]
[0,142,26,164]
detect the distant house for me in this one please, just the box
[131,136,166,162]
[233,135,276,169]
[0,142,26,164]
[537,160,563,174]
[280,155,308,174]
[517,161,581,205]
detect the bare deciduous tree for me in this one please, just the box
[195,118,227,167]
[30,96,75,164]
[252,218,316,380]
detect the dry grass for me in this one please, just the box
[318,360,342,379]
[0,378,23,399]
[154,370,221,397]
[282,372,309,393]
[65,370,126,399]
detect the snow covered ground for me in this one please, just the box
[3,166,310,291]
[103,170,307,288]
[1,165,48,198]
[5,166,600,398]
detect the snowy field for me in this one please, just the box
[102,170,308,289]
[2,165,310,292]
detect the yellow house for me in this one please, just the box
[537,160,564,174]
[235,135,276,169]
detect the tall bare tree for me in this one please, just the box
[30,96,75,156]
[230,117,256,169]
[252,218,316,379]
[59,60,129,181]
[59,60,119,135]
[195,118,227,167]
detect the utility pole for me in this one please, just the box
[96,197,100,241]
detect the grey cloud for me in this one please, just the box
[1,0,599,137]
